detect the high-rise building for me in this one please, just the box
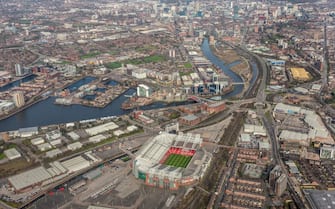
[137,84,152,97]
[13,92,25,107]
[269,165,287,196]
[269,165,281,187]
[275,174,287,197]
[15,64,24,77]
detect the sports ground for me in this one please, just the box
[163,154,192,168]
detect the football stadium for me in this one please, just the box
[133,132,212,190]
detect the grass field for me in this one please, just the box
[164,154,192,168]
[105,55,166,69]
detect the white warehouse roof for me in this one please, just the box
[4,148,21,160]
[89,134,107,143]
[8,166,51,191]
[279,130,308,141]
[61,156,90,173]
[274,103,301,114]
[31,137,45,145]
[67,132,80,141]
[85,122,119,136]
[67,142,83,151]
[46,148,62,158]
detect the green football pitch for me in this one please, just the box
[164,154,192,168]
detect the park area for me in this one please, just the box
[163,154,192,168]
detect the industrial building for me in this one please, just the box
[67,142,83,151]
[273,103,335,154]
[85,122,119,136]
[4,148,21,160]
[46,130,62,141]
[30,137,45,145]
[17,127,38,137]
[244,124,267,136]
[45,148,62,158]
[305,190,335,209]
[89,134,107,143]
[61,156,90,173]
[8,161,67,193]
[133,132,212,190]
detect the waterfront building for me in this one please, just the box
[137,84,152,97]
[15,64,24,77]
[0,100,15,114]
[13,91,25,107]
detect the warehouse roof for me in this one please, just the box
[8,166,51,191]
[67,142,83,150]
[305,190,335,209]
[46,148,62,158]
[61,156,90,173]
[279,130,308,141]
[4,148,21,160]
[274,103,301,114]
[31,137,45,145]
[85,122,119,136]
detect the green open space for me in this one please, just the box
[135,45,158,52]
[80,52,101,59]
[0,158,36,178]
[105,55,166,69]
[164,154,192,168]
[0,152,5,160]
[183,62,193,69]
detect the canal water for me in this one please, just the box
[0,74,37,92]
[0,39,258,132]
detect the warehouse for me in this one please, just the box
[4,148,21,160]
[18,127,38,138]
[113,130,125,136]
[37,142,52,151]
[304,190,335,209]
[8,166,52,192]
[67,142,83,151]
[85,122,119,136]
[89,134,107,143]
[67,131,80,141]
[30,137,45,145]
[127,125,138,132]
[273,103,301,115]
[61,156,90,173]
[45,148,62,158]
[244,124,267,136]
